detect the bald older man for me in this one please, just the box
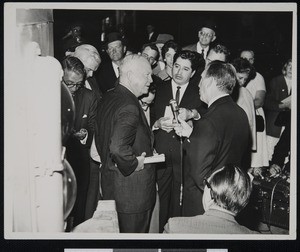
[68,44,102,101]
[94,54,156,233]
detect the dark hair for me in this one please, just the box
[161,40,181,60]
[141,43,160,61]
[173,50,200,72]
[205,60,237,94]
[208,164,252,214]
[61,56,86,79]
[148,81,157,94]
[210,44,231,62]
[231,57,256,83]
[282,58,292,76]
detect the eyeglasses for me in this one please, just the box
[203,178,211,189]
[199,31,214,38]
[203,178,215,200]
[62,78,84,88]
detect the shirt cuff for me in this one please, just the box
[80,132,88,145]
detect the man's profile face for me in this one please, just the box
[206,50,226,66]
[142,46,158,66]
[131,60,153,97]
[198,27,216,47]
[107,40,125,62]
[172,57,194,86]
[199,69,212,104]
[83,59,99,78]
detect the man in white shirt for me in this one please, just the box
[152,50,206,232]
[95,32,127,93]
[183,19,217,60]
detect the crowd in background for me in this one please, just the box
[58,18,292,234]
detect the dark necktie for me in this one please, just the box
[176,86,181,105]
[201,49,204,58]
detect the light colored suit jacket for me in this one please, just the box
[164,209,259,234]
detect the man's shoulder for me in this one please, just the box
[183,43,197,51]
[97,60,113,73]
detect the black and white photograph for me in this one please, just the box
[3,2,297,249]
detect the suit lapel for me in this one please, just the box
[138,102,154,147]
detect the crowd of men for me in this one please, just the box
[60,19,292,234]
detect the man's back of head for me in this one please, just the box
[70,44,101,77]
[119,54,152,97]
[206,44,230,66]
[203,164,252,215]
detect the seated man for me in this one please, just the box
[164,164,259,234]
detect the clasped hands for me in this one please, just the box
[73,128,88,140]
[154,108,194,136]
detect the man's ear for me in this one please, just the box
[211,35,216,42]
[127,70,133,82]
[123,45,127,54]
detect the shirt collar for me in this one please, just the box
[208,94,229,108]
[112,62,120,78]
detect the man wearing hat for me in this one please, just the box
[95,32,127,93]
[183,20,217,60]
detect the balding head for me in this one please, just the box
[119,54,153,97]
[240,50,255,65]
[70,44,101,77]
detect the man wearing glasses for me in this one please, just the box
[62,56,98,229]
[183,20,217,60]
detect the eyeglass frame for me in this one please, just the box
[62,78,84,88]
[199,31,214,38]
[203,178,215,200]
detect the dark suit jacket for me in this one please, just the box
[71,87,98,148]
[182,95,250,216]
[183,43,197,52]
[151,79,206,179]
[95,61,118,93]
[65,87,97,225]
[147,31,159,43]
[95,84,156,213]
[264,74,290,138]
[87,76,103,102]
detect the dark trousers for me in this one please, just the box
[66,140,90,228]
[118,208,153,233]
[156,144,183,232]
[85,158,102,220]
[156,163,172,233]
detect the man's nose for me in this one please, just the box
[176,67,182,74]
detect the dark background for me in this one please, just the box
[53,9,293,85]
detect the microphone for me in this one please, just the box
[169,99,179,123]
